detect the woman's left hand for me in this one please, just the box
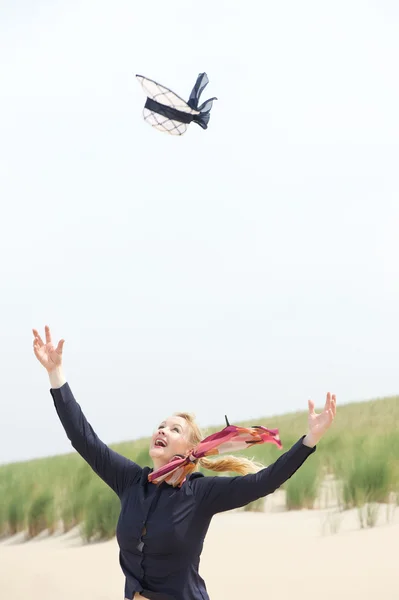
[303,392,336,448]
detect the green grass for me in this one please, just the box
[81,479,121,542]
[285,454,321,510]
[27,490,55,538]
[1,394,398,540]
[333,435,397,528]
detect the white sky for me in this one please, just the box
[0,0,398,464]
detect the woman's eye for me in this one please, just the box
[173,427,180,432]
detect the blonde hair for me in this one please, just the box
[175,412,264,476]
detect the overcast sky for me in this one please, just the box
[0,0,398,465]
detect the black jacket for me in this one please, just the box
[51,383,316,600]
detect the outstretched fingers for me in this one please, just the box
[324,392,332,412]
[56,339,65,355]
[45,325,52,345]
[33,339,41,357]
[325,393,337,423]
[331,394,337,418]
[308,399,316,415]
[32,329,44,347]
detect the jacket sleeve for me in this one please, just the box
[50,382,142,497]
[191,436,316,515]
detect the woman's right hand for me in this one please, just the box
[33,325,65,372]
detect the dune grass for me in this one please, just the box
[0,394,398,541]
[284,454,321,510]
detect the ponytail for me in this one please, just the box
[199,455,264,475]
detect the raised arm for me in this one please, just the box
[192,393,336,515]
[192,436,315,514]
[33,326,141,497]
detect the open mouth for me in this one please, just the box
[154,438,167,448]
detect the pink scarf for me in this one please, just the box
[148,416,282,487]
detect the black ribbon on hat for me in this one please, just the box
[145,72,217,130]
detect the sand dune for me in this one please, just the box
[1,507,398,600]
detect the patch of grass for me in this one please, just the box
[336,439,394,528]
[284,455,321,510]
[82,481,121,542]
[27,490,55,538]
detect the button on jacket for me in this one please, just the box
[51,383,316,600]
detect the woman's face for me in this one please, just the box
[149,416,193,469]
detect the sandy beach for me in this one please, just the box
[1,506,398,600]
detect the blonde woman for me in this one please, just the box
[33,325,336,600]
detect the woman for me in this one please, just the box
[33,325,336,600]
